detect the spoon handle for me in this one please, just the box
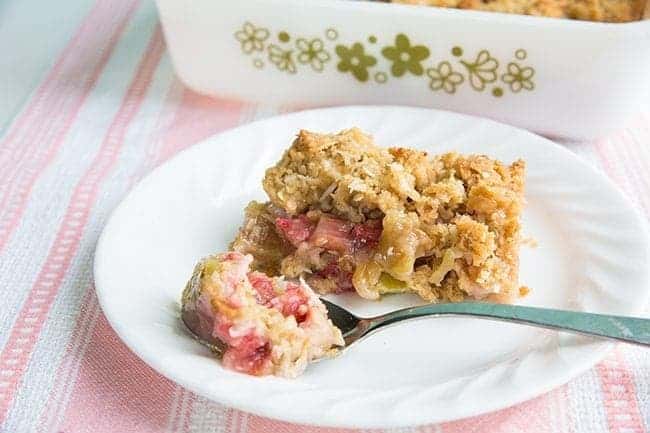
[369,303,650,347]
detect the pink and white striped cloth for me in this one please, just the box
[0,1,648,432]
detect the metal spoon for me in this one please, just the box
[183,298,650,353]
[319,299,650,349]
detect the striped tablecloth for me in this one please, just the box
[0,1,648,432]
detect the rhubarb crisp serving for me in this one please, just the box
[182,127,526,377]
[232,128,526,303]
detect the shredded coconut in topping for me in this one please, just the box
[391,0,645,23]
[233,128,526,303]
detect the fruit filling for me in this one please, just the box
[181,252,343,377]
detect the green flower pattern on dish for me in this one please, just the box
[296,38,331,72]
[460,50,499,91]
[235,22,270,54]
[502,62,535,92]
[335,43,377,82]
[235,23,536,97]
[381,34,430,77]
[427,61,464,94]
[268,44,297,74]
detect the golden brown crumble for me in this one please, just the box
[391,0,646,22]
[233,128,526,303]
[229,201,292,276]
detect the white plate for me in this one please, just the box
[94,106,650,428]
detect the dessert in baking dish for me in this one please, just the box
[232,128,526,303]
[181,252,343,377]
[391,0,646,22]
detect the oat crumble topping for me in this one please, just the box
[391,0,646,22]
[232,128,526,303]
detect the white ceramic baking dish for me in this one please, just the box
[155,0,650,140]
